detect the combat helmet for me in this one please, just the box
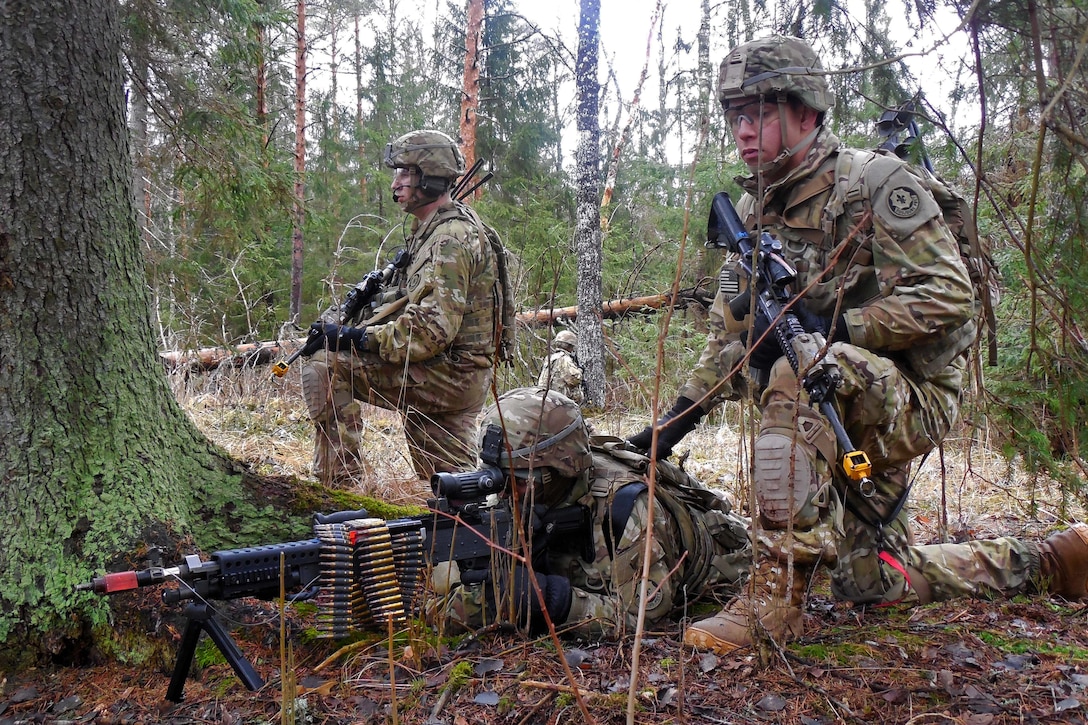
[553,330,577,353]
[383,129,465,195]
[718,35,835,113]
[479,387,591,499]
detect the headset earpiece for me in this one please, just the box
[419,175,450,196]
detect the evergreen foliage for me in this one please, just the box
[118,0,1087,505]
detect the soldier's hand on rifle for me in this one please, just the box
[741,313,784,369]
[793,301,849,344]
[626,395,705,460]
[307,322,369,352]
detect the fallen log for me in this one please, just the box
[161,287,711,371]
[160,341,294,372]
[517,287,708,326]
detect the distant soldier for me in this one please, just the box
[536,329,584,404]
[301,130,508,483]
[435,387,751,637]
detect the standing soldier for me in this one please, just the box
[536,329,585,404]
[301,129,510,483]
[435,387,751,637]
[627,36,1088,654]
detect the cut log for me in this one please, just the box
[160,341,295,372]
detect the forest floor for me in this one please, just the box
[3,366,1088,724]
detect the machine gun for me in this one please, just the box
[706,192,876,496]
[77,480,515,701]
[271,248,412,377]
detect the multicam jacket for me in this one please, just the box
[679,127,975,407]
[536,351,584,404]
[360,200,500,369]
[442,441,750,638]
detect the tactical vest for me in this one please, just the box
[828,148,999,375]
[587,436,749,601]
[405,202,515,364]
[439,203,516,364]
[736,148,995,380]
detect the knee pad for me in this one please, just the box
[300,360,332,420]
[754,428,823,528]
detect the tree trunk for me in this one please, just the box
[256,2,268,138]
[459,0,484,173]
[574,0,604,408]
[0,0,299,659]
[290,0,307,323]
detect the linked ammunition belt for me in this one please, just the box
[312,518,425,638]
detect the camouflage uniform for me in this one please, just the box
[669,37,1088,655]
[438,389,750,639]
[301,198,500,481]
[536,350,584,404]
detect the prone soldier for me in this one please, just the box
[435,387,751,638]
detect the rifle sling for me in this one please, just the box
[364,295,410,327]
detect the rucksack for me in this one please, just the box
[828,147,1001,367]
[459,203,517,365]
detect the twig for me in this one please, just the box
[313,640,372,672]
[516,694,556,725]
[521,679,602,701]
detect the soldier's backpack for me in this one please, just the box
[834,104,1000,367]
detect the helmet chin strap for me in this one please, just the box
[748,96,819,179]
[392,167,442,213]
[393,181,438,214]
[752,126,820,178]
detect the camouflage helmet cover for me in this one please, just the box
[554,330,577,352]
[383,129,466,180]
[479,387,591,481]
[718,35,835,113]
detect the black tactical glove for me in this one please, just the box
[505,566,573,635]
[307,322,368,353]
[793,302,850,344]
[741,312,784,370]
[626,395,705,460]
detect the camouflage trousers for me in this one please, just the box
[300,348,492,481]
[754,343,1043,605]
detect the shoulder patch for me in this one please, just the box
[887,186,921,218]
[868,159,942,238]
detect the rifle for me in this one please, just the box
[271,248,411,378]
[706,192,876,497]
[77,482,515,701]
[875,98,934,173]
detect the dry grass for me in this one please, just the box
[169,363,1086,541]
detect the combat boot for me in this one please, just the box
[683,557,808,655]
[1037,524,1088,600]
